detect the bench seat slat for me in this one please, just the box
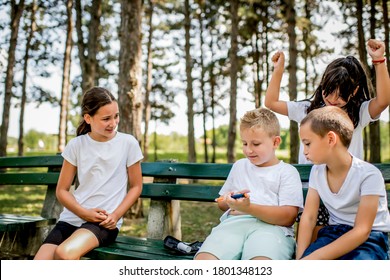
[85,236,193,260]
[0,214,56,231]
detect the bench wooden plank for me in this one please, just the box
[141,162,232,180]
[0,173,59,185]
[141,183,220,201]
[85,236,193,260]
[0,214,56,231]
[0,155,63,168]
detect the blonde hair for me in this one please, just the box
[240,107,280,137]
[301,106,354,147]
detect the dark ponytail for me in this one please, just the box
[76,87,117,136]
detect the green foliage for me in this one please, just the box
[205,124,229,147]
[23,129,58,153]
[148,132,187,153]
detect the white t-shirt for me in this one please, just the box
[287,100,377,163]
[219,158,304,236]
[309,156,390,232]
[59,132,144,229]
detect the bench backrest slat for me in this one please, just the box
[0,173,59,185]
[141,183,220,201]
[0,156,389,208]
[141,162,232,180]
[0,155,63,168]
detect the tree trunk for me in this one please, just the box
[383,0,390,160]
[209,36,217,163]
[184,0,196,163]
[143,0,154,162]
[368,0,380,162]
[118,0,143,218]
[262,5,270,89]
[58,0,73,153]
[252,4,262,108]
[357,0,380,163]
[355,0,369,161]
[302,0,311,98]
[253,31,262,108]
[227,0,239,163]
[75,0,101,93]
[0,0,25,157]
[198,4,209,163]
[118,0,143,141]
[285,0,299,163]
[18,0,37,156]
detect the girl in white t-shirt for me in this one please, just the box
[34,87,143,260]
[265,39,390,238]
[265,39,389,160]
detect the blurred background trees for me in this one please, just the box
[1,0,389,163]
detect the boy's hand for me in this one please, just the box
[226,191,250,213]
[271,51,285,73]
[367,39,385,60]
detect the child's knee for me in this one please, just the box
[54,244,80,260]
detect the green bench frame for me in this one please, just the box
[1,155,389,259]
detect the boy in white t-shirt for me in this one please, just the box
[296,106,390,260]
[195,108,303,260]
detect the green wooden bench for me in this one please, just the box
[0,155,389,260]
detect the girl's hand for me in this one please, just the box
[82,208,108,223]
[271,51,285,73]
[367,39,385,60]
[99,213,118,230]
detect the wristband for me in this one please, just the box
[372,58,386,65]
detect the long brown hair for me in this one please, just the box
[306,56,371,128]
[76,87,116,136]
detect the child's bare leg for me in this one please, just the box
[194,252,219,260]
[251,256,271,260]
[54,228,99,260]
[34,244,58,260]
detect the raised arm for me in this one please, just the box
[264,51,289,116]
[367,39,390,118]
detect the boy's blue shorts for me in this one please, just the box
[195,215,295,260]
[302,224,389,260]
